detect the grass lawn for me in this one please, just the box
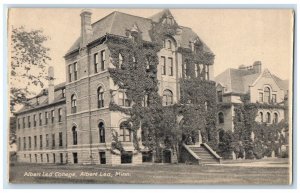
[9,159,291,185]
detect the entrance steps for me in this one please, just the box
[181,143,222,165]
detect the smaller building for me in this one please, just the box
[215,61,289,159]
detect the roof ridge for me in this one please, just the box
[91,11,116,27]
[108,11,117,34]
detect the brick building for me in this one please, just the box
[15,9,218,165]
[215,62,289,159]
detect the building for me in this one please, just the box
[15,9,219,165]
[215,61,289,159]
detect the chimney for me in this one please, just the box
[253,61,262,73]
[48,66,55,104]
[80,9,93,47]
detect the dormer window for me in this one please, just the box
[36,97,39,105]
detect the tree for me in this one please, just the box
[10,26,51,112]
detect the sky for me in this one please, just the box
[8,8,294,85]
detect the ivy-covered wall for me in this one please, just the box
[218,98,289,159]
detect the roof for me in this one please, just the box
[215,68,260,94]
[16,82,66,114]
[66,9,213,56]
[215,67,289,95]
[272,75,289,91]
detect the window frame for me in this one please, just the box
[97,87,104,108]
[161,56,166,75]
[119,122,132,142]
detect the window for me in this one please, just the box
[74,62,78,81]
[28,136,31,149]
[145,56,150,70]
[183,60,188,79]
[58,108,62,122]
[36,97,39,105]
[264,87,271,103]
[22,117,25,129]
[118,91,131,107]
[118,53,123,68]
[218,112,224,124]
[60,153,63,163]
[46,154,49,163]
[260,112,263,123]
[68,65,72,82]
[45,112,48,125]
[59,132,63,147]
[121,151,133,164]
[205,64,209,80]
[204,101,208,111]
[71,94,77,113]
[23,137,26,150]
[259,93,263,102]
[73,152,78,164]
[41,154,43,163]
[273,113,278,123]
[46,134,49,147]
[33,115,36,127]
[35,154,37,163]
[162,89,173,106]
[266,112,271,123]
[217,91,223,102]
[161,56,166,75]
[53,153,56,163]
[99,152,106,164]
[18,137,21,150]
[62,88,66,98]
[99,122,105,143]
[51,110,54,123]
[97,87,104,108]
[34,136,37,148]
[39,113,42,126]
[142,94,149,107]
[195,64,199,78]
[166,39,172,49]
[120,121,131,142]
[272,94,277,103]
[168,57,173,76]
[52,134,55,148]
[17,119,20,129]
[28,116,31,128]
[132,55,137,67]
[39,135,43,149]
[29,154,32,163]
[72,126,78,145]
[94,52,99,73]
[100,50,105,71]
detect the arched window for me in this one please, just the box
[273,113,278,123]
[266,112,271,123]
[72,126,77,145]
[218,112,224,124]
[118,53,123,67]
[98,122,105,143]
[260,112,263,123]
[97,87,104,108]
[162,89,173,106]
[120,121,131,142]
[264,87,271,103]
[71,94,77,113]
